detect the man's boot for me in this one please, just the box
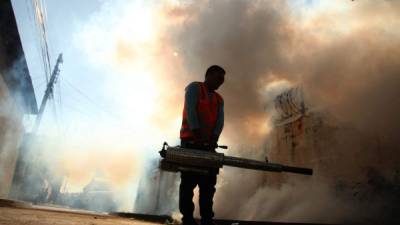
[200,218,217,225]
[182,217,198,225]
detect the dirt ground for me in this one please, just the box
[0,199,336,225]
[0,205,162,225]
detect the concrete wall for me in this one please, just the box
[0,74,23,198]
[266,110,381,185]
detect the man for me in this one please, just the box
[179,65,225,225]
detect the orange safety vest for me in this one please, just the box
[180,82,223,140]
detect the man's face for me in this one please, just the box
[206,72,225,90]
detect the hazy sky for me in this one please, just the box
[13,0,117,136]
[12,0,187,161]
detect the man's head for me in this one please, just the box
[204,65,225,91]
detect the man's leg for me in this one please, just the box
[198,173,217,225]
[180,172,198,225]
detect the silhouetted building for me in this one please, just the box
[0,0,38,198]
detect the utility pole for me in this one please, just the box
[32,53,63,133]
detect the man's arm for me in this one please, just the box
[212,98,224,141]
[185,82,200,131]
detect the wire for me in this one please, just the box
[62,78,126,122]
[36,80,48,89]
[32,0,52,82]
[61,79,143,136]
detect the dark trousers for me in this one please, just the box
[179,140,218,223]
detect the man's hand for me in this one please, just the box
[209,135,219,150]
[191,129,219,150]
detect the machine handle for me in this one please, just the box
[282,165,313,175]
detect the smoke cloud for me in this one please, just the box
[165,1,294,148]
[154,0,400,223]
